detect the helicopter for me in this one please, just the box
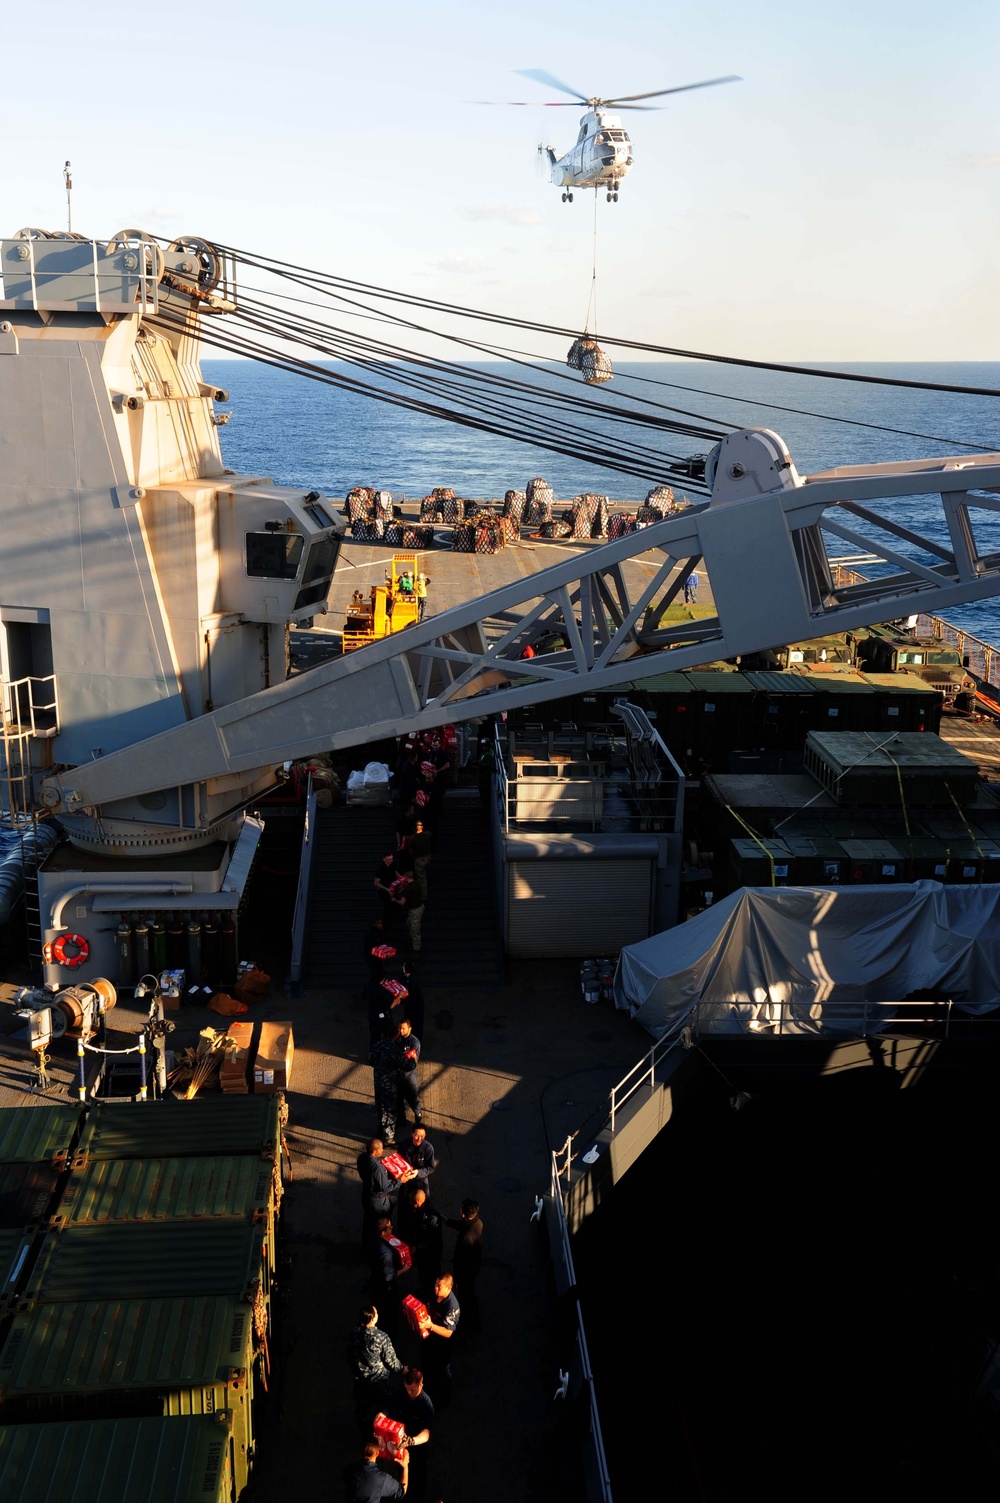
[502,68,740,202]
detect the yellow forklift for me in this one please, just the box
[342,553,420,651]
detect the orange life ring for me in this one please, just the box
[49,932,90,968]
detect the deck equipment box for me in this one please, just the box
[857,671,942,733]
[253,1022,294,1094]
[728,838,793,890]
[839,838,906,884]
[804,731,979,807]
[220,1021,255,1095]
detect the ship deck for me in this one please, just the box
[0,949,647,1502]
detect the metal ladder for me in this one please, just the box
[0,675,58,972]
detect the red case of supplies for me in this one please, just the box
[374,1412,406,1461]
[402,1294,429,1337]
[381,1152,413,1180]
[381,1230,412,1271]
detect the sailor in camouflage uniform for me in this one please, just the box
[370,1024,406,1144]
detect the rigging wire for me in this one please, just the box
[213,241,1000,399]
[229,290,725,442]
[584,187,598,333]
[234,275,738,436]
[149,304,705,486]
[234,277,994,452]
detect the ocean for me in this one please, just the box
[204,357,1000,646]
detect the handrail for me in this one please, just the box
[553,996,975,1192]
[832,565,1000,692]
[288,772,316,988]
[548,1142,613,1502]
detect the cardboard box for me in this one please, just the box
[220,1021,254,1095]
[253,1020,294,1094]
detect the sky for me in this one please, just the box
[2,0,999,360]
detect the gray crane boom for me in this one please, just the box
[40,429,1000,815]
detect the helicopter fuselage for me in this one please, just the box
[547,110,633,190]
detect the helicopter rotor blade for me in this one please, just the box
[473,100,585,107]
[606,75,742,104]
[515,68,588,102]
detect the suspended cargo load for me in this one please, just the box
[566,335,613,385]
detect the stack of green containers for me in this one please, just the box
[0,1096,284,1502]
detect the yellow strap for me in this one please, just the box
[945,782,984,861]
[726,804,777,886]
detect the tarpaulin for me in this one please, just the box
[614,882,1000,1039]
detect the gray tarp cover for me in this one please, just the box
[614,881,1000,1040]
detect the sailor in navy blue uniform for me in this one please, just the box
[406,1125,436,1190]
[357,1138,406,1237]
[422,1272,460,1405]
[343,1440,406,1501]
[396,1018,421,1126]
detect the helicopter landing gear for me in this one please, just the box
[562,191,574,203]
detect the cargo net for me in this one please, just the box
[567,335,613,386]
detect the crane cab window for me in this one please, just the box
[294,536,341,610]
[245,532,304,579]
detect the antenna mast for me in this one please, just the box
[63,161,72,233]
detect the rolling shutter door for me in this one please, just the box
[507,858,653,958]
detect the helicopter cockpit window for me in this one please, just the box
[245,532,305,579]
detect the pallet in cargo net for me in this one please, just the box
[401,525,434,549]
[351,518,384,541]
[474,521,505,555]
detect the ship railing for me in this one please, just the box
[288,771,317,991]
[832,563,1000,692]
[0,674,58,739]
[493,716,683,835]
[547,1149,613,1502]
[552,996,975,1187]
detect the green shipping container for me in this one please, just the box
[54,1155,278,1272]
[0,1105,82,1167]
[0,1228,35,1311]
[0,1296,257,1496]
[21,1219,270,1308]
[73,1097,281,1169]
[0,1414,235,1503]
